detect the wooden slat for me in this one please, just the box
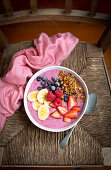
[97,22,111,53]
[29,0,38,14]
[65,0,72,14]
[2,0,13,17]
[0,147,4,166]
[89,0,99,17]
[0,9,110,26]
[0,29,8,51]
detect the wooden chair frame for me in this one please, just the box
[0,0,111,52]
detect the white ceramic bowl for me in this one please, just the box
[24,66,89,132]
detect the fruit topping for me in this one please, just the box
[51,77,57,82]
[38,105,49,120]
[57,106,68,115]
[37,87,42,90]
[64,109,77,119]
[55,82,60,87]
[42,76,47,81]
[27,91,38,102]
[42,85,46,89]
[37,76,41,81]
[54,90,63,98]
[47,91,56,101]
[37,89,48,103]
[50,110,61,119]
[68,95,77,107]
[51,86,56,91]
[41,81,46,85]
[72,106,80,112]
[47,80,52,86]
[63,117,72,123]
[49,102,56,108]
[54,98,62,107]
[32,101,42,111]
[56,87,61,90]
[64,96,69,102]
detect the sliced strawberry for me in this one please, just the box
[63,117,72,123]
[49,102,56,108]
[57,106,68,116]
[68,96,77,107]
[72,106,80,112]
[64,109,77,119]
[50,110,61,119]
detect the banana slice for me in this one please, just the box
[37,89,48,103]
[44,100,51,108]
[27,91,38,102]
[38,105,49,120]
[32,101,43,111]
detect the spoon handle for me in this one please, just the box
[60,125,76,148]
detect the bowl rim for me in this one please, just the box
[24,66,89,132]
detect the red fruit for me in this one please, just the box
[49,103,56,108]
[47,91,56,101]
[63,117,72,123]
[54,90,63,98]
[64,110,77,119]
[50,110,61,119]
[68,96,77,107]
[54,98,62,107]
[57,106,68,116]
[72,106,80,112]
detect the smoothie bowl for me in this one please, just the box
[24,66,89,132]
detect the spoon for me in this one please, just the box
[59,93,98,149]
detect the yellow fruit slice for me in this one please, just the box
[38,105,49,120]
[37,89,48,103]
[27,91,38,102]
[44,100,51,108]
[32,101,43,111]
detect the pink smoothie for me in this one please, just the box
[27,69,85,129]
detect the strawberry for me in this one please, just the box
[63,117,72,123]
[57,106,68,116]
[68,96,77,107]
[49,102,56,108]
[64,109,77,119]
[50,110,61,119]
[72,106,80,112]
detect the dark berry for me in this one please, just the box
[51,86,56,91]
[42,76,47,81]
[55,82,60,87]
[37,76,41,81]
[47,80,52,85]
[51,77,57,82]
[56,87,61,90]
[58,80,62,83]
[64,93,68,97]
[64,96,69,102]
[37,86,42,90]
[42,85,46,89]
[41,81,46,85]
[51,82,55,86]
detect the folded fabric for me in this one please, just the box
[0,32,79,132]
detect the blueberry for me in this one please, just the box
[55,82,60,87]
[51,77,57,82]
[58,80,62,83]
[41,81,46,85]
[56,87,61,90]
[37,86,42,90]
[42,76,47,81]
[64,93,68,97]
[64,96,69,102]
[47,86,51,89]
[42,85,46,89]
[47,80,52,85]
[51,82,55,86]
[37,76,41,81]
[51,86,56,91]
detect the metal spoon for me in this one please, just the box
[59,93,98,149]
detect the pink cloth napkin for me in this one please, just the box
[0,32,79,132]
